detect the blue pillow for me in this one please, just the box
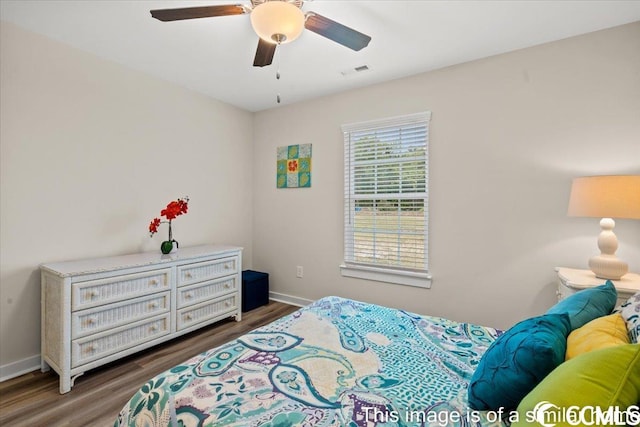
[467,313,571,410]
[547,280,617,329]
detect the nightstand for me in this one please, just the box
[555,267,640,307]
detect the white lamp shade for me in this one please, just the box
[250,1,305,44]
[567,175,640,219]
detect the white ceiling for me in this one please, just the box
[2,0,639,112]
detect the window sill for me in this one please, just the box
[340,264,432,289]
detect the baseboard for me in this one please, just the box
[0,354,40,382]
[269,292,313,307]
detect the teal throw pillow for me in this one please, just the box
[547,280,617,330]
[467,313,571,411]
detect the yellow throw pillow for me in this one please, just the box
[565,312,629,360]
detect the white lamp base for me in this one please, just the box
[589,255,628,280]
[588,218,629,280]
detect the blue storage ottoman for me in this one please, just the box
[241,270,269,312]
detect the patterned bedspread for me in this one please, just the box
[115,296,504,427]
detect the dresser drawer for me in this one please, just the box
[72,291,170,338]
[72,269,171,311]
[177,294,237,330]
[177,276,237,309]
[72,313,170,368]
[177,256,238,287]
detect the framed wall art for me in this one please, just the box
[277,143,312,188]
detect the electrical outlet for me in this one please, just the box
[296,266,303,278]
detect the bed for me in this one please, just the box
[114,296,505,427]
[114,288,640,427]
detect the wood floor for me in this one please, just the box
[0,301,299,427]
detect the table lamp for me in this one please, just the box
[567,175,640,280]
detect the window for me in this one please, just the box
[341,112,431,288]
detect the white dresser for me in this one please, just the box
[41,244,242,393]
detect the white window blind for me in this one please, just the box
[342,112,431,287]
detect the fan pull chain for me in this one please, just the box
[276,44,281,104]
[276,68,280,104]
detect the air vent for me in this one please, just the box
[341,65,370,77]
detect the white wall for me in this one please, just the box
[252,22,640,329]
[0,23,254,374]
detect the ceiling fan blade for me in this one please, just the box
[150,5,246,22]
[305,12,371,51]
[253,38,276,67]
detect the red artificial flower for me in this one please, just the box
[288,160,298,172]
[177,199,188,215]
[149,196,189,237]
[161,201,180,220]
[160,198,189,220]
[149,218,161,234]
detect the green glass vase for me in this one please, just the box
[160,240,173,254]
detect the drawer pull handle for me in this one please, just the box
[86,317,97,325]
[224,283,231,289]
[224,264,230,269]
[225,301,231,307]
[185,293,193,299]
[150,325,158,332]
[85,345,96,353]
[149,302,158,309]
[87,290,99,299]
[185,272,193,279]
[185,314,193,320]
[149,279,159,286]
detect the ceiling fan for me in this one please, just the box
[150,0,372,67]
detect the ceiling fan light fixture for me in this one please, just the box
[250,1,305,44]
